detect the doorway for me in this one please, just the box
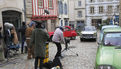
[2,10,22,40]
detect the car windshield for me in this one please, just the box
[104,33,121,46]
[83,26,95,31]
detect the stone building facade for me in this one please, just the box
[0,0,25,60]
[68,0,86,28]
[58,0,69,27]
[86,0,119,27]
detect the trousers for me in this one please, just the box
[54,42,62,58]
[35,57,44,69]
[26,39,34,59]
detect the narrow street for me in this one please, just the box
[0,36,97,69]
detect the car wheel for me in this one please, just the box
[73,36,76,40]
[50,35,53,42]
[95,38,97,41]
[80,38,83,42]
[71,37,76,40]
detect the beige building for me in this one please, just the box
[0,0,25,60]
[69,0,86,28]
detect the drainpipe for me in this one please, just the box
[23,0,26,23]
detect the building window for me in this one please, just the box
[78,1,81,6]
[99,6,104,14]
[48,0,53,8]
[108,5,113,12]
[90,7,95,14]
[58,1,63,14]
[107,0,113,2]
[117,5,119,12]
[64,3,67,14]
[78,11,82,17]
[98,0,104,2]
[38,0,44,8]
[90,0,95,2]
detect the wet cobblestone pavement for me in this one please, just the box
[0,36,97,69]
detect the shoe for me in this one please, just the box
[58,56,64,59]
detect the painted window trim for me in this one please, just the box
[38,0,44,9]
[48,0,54,9]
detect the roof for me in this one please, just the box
[103,27,121,33]
[101,25,119,30]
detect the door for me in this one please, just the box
[2,10,22,40]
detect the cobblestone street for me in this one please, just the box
[0,36,97,69]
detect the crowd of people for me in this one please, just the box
[1,21,65,69]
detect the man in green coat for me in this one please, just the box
[30,21,49,69]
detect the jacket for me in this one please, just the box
[25,27,34,39]
[52,28,65,43]
[11,28,18,45]
[30,28,49,57]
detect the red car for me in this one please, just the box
[48,26,77,41]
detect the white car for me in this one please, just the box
[80,26,97,41]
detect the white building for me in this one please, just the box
[86,0,119,27]
[58,0,69,26]
[69,0,86,28]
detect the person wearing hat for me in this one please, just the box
[30,21,49,69]
[25,21,35,59]
[52,26,65,58]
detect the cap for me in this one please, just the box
[59,26,64,31]
[29,21,35,27]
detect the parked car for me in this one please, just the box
[99,25,120,43]
[80,26,97,41]
[95,27,121,69]
[48,26,77,41]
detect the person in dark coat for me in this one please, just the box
[30,21,49,69]
[19,22,27,54]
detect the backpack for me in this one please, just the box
[52,57,63,69]
[43,57,63,69]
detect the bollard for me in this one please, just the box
[43,42,49,63]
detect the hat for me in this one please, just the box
[29,21,35,27]
[59,26,64,31]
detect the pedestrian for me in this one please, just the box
[10,26,19,45]
[30,21,49,69]
[0,27,2,45]
[52,27,65,58]
[19,22,27,54]
[25,21,35,59]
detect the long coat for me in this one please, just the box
[30,28,49,57]
[11,28,18,45]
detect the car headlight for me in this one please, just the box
[97,65,115,69]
